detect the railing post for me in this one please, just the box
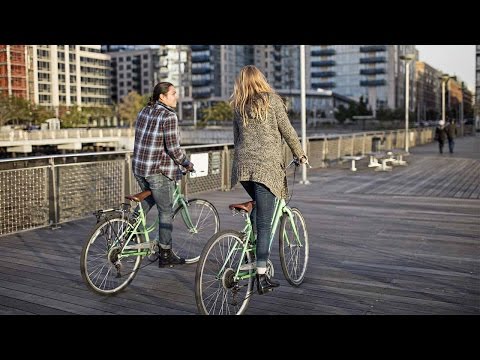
[362,133,366,156]
[337,135,342,160]
[48,157,60,229]
[221,145,230,191]
[125,152,132,197]
[322,137,327,167]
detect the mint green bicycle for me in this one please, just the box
[80,172,220,295]
[195,158,309,315]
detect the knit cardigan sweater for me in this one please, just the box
[231,93,305,199]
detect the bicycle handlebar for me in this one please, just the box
[181,167,196,176]
[286,157,312,169]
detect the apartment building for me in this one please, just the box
[107,47,161,103]
[191,45,251,102]
[30,45,111,111]
[0,45,28,99]
[415,61,442,121]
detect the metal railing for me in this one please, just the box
[1,126,474,237]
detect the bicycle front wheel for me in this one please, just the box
[279,207,309,286]
[172,198,220,263]
[195,230,254,315]
[80,214,142,295]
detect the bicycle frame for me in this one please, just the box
[110,181,197,260]
[219,197,304,282]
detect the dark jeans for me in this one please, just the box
[240,181,276,269]
[134,173,174,249]
[438,140,444,154]
[448,138,455,153]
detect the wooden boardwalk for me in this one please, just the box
[0,135,478,315]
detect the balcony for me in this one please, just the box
[192,67,211,75]
[311,81,336,89]
[191,55,210,63]
[360,68,386,75]
[360,56,386,64]
[360,45,387,53]
[191,79,211,87]
[311,49,336,56]
[191,45,209,51]
[311,71,336,78]
[192,90,211,99]
[360,79,386,87]
[311,60,336,67]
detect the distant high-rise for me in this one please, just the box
[307,45,417,115]
[414,61,442,121]
[106,45,190,104]
[107,47,161,103]
[191,45,250,101]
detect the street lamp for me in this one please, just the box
[439,73,456,124]
[299,45,310,184]
[400,54,415,153]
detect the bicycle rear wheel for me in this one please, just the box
[80,214,142,295]
[172,198,220,263]
[279,207,309,286]
[195,230,254,315]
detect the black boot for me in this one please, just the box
[256,273,280,295]
[158,249,185,268]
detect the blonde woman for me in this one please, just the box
[230,65,307,294]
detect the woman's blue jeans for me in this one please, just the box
[134,173,174,249]
[240,181,276,269]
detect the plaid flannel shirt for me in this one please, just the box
[132,101,189,180]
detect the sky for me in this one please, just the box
[415,45,476,91]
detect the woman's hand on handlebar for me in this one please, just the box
[295,155,312,168]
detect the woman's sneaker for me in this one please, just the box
[158,248,186,267]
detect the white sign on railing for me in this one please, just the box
[189,153,209,178]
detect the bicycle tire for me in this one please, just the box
[279,207,309,286]
[80,214,142,295]
[195,230,254,315]
[172,198,220,263]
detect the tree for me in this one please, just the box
[61,106,88,128]
[0,95,31,127]
[200,101,233,124]
[118,91,144,129]
[334,104,348,124]
[357,96,371,116]
[28,105,55,126]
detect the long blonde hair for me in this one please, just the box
[229,65,275,126]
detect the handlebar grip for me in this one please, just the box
[181,168,195,176]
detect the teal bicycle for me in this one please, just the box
[80,171,220,295]
[195,158,309,315]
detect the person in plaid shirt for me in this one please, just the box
[132,82,194,267]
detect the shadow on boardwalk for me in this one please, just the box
[0,135,478,315]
